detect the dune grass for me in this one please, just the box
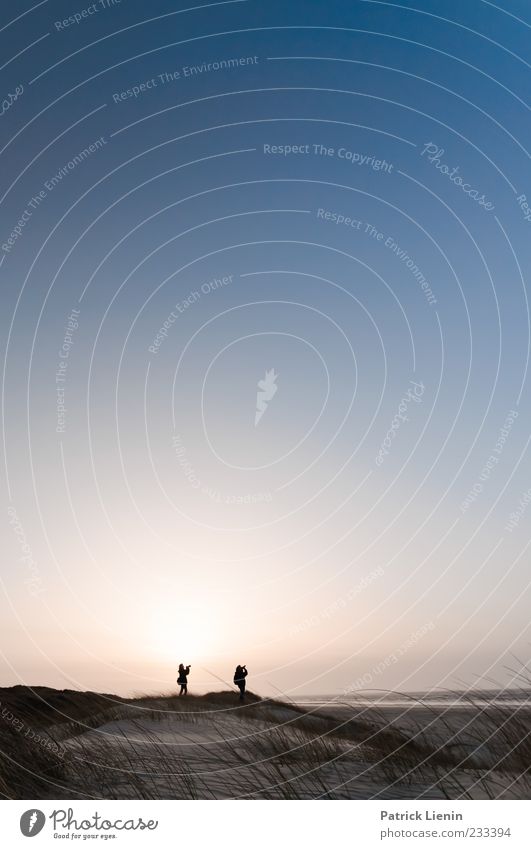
[1,684,530,799]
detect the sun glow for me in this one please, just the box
[148,605,220,663]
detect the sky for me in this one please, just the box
[1,0,531,697]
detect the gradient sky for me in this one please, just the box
[1,0,531,697]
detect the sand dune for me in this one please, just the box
[1,687,529,799]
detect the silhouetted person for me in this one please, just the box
[234,664,248,700]
[177,663,191,695]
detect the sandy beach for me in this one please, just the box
[1,686,530,800]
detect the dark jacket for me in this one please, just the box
[234,666,247,684]
[177,665,190,684]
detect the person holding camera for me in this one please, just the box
[177,663,191,695]
[233,664,248,701]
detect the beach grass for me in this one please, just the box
[1,685,530,799]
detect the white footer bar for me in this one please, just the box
[2,799,531,847]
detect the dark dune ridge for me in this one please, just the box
[0,686,530,799]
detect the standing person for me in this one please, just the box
[177,663,191,696]
[233,664,248,701]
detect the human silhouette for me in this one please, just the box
[177,663,191,696]
[233,664,248,701]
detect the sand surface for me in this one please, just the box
[2,687,529,799]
